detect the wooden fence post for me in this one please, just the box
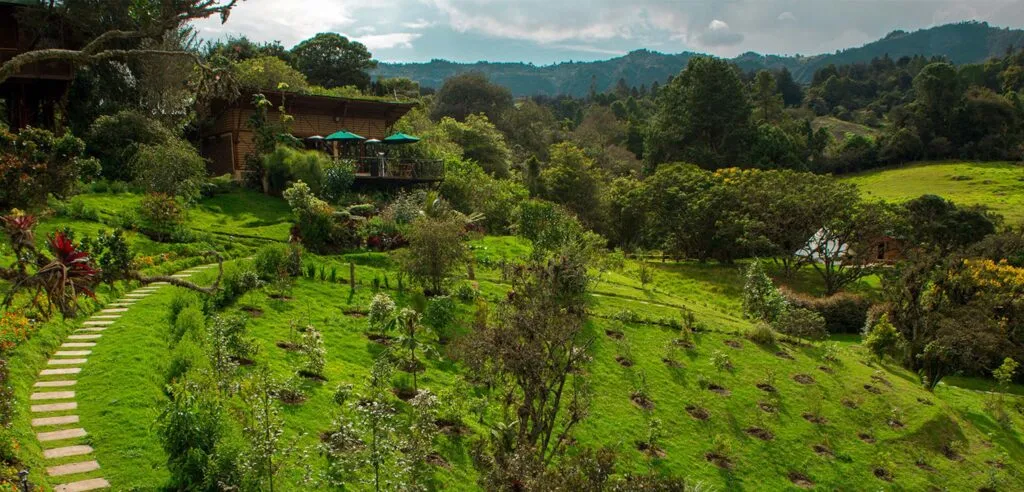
[349,262,356,290]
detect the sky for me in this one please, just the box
[192,0,1024,65]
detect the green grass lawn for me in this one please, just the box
[844,161,1024,225]
[7,193,1024,490]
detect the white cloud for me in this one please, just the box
[356,26,378,34]
[777,11,797,23]
[356,32,422,49]
[698,19,743,47]
[402,18,435,29]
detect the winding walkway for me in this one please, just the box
[28,265,210,491]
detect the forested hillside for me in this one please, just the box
[376,21,1024,96]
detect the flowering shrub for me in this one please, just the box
[0,312,34,354]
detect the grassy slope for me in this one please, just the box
[811,116,882,141]
[8,191,1024,490]
[844,161,1024,225]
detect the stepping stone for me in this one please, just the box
[123,294,148,299]
[62,343,95,348]
[54,478,110,492]
[31,402,77,413]
[75,328,106,333]
[55,351,91,356]
[48,359,87,366]
[90,315,120,319]
[68,334,101,340]
[107,303,135,307]
[43,445,93,459]
[31,391,75,400]
[100,308,128,313]
[83,320,114,326]
[40,368,81,376]
[32,415,79,427]
[151,282,170,285]
[47,460,100,477]
[35,380,76,388]
[37,427,86,442]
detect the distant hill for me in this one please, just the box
[374,21,1024,97]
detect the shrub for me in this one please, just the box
[863,314,904,361]
[747,321,777,346]
[781,288,871,334]
[398,214,468,294]
[168,291,204,327]
[132,138,207,203]
[201,174,237,198]
[157,381,230,489]
[322,160,356,202]
[87,110,174,182]
[423,295,457,343]
[0,126,99,209]
[0,311,35,353]
[213,265,259,309]
[172,305,206,344]
[773,307,827,341]
[283,181,356,252]
[0,359,14,464]
[138,193,189,242]
[743,260,786,322]
[166,335,208,385]
[301,327,326,377]
[253,245,290,282]
[79,229,134,285]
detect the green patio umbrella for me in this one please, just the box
[382,132,421,144]
[325,130,365,141]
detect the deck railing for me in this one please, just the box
[353,157,445,181]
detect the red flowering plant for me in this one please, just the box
[36,232,100,316]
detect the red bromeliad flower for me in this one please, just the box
[47,232,100,299]
[1,212,38,250]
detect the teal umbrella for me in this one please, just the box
[382,132,420,144]
[325,130,365,142]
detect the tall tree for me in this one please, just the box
[751,70,784,123]
[912,62,963,141]
[644,57,752,170]
[431,72,513,123]
[775,67,804,107]
[0,0,237,84]
[290,32,376,89]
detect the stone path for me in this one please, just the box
[28,264,215,491]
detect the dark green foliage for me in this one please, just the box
[87,110,174,182]
[254,245,291,282]
[138,193,190,243]
[156,381,234,490]
[781,289,871,334]
[79,229,133,285]
[773,306,828,341]
[291,32,377,89]
[0,126,99,209]
[132,138,208,203]
[321,160,356,203]
[904,194,996,254]
[431,72,514,122]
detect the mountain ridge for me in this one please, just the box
[374,21,1024,97]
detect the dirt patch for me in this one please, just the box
[616,356,634,367]
[343,310,367,318]
[818,365,834,374]
[605,329,624,340]
[705,452,733,469]
[240,306,263,317]
[917,397,934,406]
[673,339,695,349]
[426,452,450,468]
[871,374,893,387]
[636,441,667,458]
[662,357,682,368]
[812,444,834,458]
[941,445,964,462]
[986,459,1006,469]
[298,370,327,382]
[842,399,859,409]
[631,393,655,410]
[435,418,469,436]
[858,433,876,444]
[915,461,937,473]
[269,294,293,301]
[745,427,774,441]
[873,467,893,482]
[758,401,776,413]
[802,413,828,425]
[398,359,426,373]
[775,351,794,360]
[788,471,814,489]
[685,405,710,420]
[756,383,777,393]
[276,340,301,351]
[392,387,419,401]
[724,339,743,349]
[707,383,730,396]
[231,356,255,366]
[792,374,816,385]
[278,391,307,404]
[366,333,394,345]
[888,419,905,430]
[863,384,882,394]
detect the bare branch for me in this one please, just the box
[131,252,225,295]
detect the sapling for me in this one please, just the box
[241,367,291,492]
[400,390,440,490]
[357,357,399,492]
[301,327,327,378]
[368,293,397,339]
